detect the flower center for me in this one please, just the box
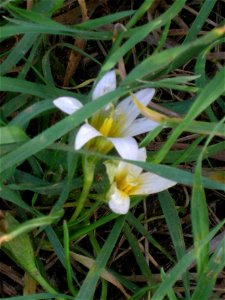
[90,106,126,137]
[98,117,114,136]
[116,170,139,196]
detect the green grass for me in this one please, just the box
[0,0,225,299]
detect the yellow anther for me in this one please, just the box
[99,117,114,136]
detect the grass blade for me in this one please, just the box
[76,216,125,300]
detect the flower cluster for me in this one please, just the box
[53,70,176,214]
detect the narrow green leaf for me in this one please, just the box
[76,216,125,300]
[10,100,54,128]
[0,212,62,297]
[183,0,217,44]
[191,234,225,300]
[0,210,63,243]
[0,126,28,144]
[102,0,187,72]
[151,220,225,300]
[126,0,154,29]
[0,22,112,40]
[0,33,39,76]
[127,212,174,262]
[63,221,77,296]
[191,160,209,276]
[0,76,85,100]
[123,26,225,85]
[123,222,153,283]
[154,64,225,163]
[158,191,190,298]
[0,185,34,212]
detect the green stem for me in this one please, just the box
[70,156,95,222]
[30,268,63,300]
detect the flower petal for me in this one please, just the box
[53,97,83,115]
[92,70,117,100]
[123,117,159,136]
[108,136,138,159]
[108,185,130,214]
[116,147,146,178]
[75,123,102,149]
[132,172,176,195]
[104,160,118,184]
[116,88,155,125]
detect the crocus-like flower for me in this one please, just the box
[53,70,159,157]
[104,147,176,214]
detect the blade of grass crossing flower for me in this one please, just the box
[151,220,225,300]
[0,87,127,174]
[158,191,190,299]
[183,0,217,44]
[123,222,153,285]
[76,216,125,300]
[62,150,225,191]
[191,233,225,300]
[154,64,225,163]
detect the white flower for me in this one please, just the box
[104,148,176,215]
[53,70,159,157]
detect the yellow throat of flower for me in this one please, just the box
[90,106,125,138]
[99,117,114,136]
[115,169,140,195]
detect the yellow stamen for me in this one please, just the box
[116,174,139,195]
[99,117,114,136]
